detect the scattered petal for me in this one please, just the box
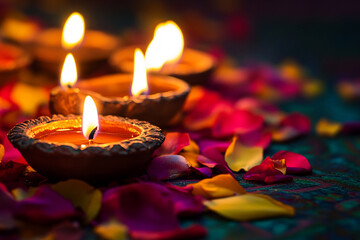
[182,139,200,154]
[94,219,128,240]
[14,185,77,224]
[243,157,292,184]
[179,152,201,168]
[154,132,190,156]
[197,152,234,177]
[0,144,4,161]
[237,129,272,149]
[147,155,191,181]
[273,113,311,141]
[204,193,295,221]
[225,136,263,172]
[51,179,102,223]
[272,150,312,174]
[0,160,27,182]
[44,221,83,240]
[0,183,16,230]
[99,183,207,239]
[212,109,264,138]
[1,130,27,164]
[188,174,246,199]
[316,119,342,137]
[191,167,213,178]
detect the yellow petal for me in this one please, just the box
[0,144,4,162]
[11,188,29,201]
[272,159,286,175]
[204,193,295,221]
[51,179,102,223]
[188,174,246,199]
[225,137,263,172]
[182,139,200,154]
[10,82,48,115]
[316,119,342,137]
[94,219,128,240]
[180,151,201,168]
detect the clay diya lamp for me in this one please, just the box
[110,21,216,85]
[0,42,31,86]
[50,50,190,127]
[7,96,165,182]
[31,12,119,76]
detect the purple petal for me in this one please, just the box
[147,155,191,181]
[99,183,207,239]
[14,185,77,224]
[191,167,213,178]
[272,151,312,174]
[0,183,16,230]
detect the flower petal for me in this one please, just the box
[316,119,342,137]
[0,160,27,182]
[225,136,263,172]
[273,113,311,141]
[212,109,264,138]
[51,179,102,223]
[153,132,190,156]
[204,193,295,221]
[14,185,77,224]
[94,220,128,240]
[188,174,246,199]
[0,183,16,230]
[147,155,191,181]
[99,183,207,239]
[1,130,27,164]
[272,150,312,174]
[237,129,272,149]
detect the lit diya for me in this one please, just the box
[0,42,31,85]
[110,21,216,85]
[31,12,119,76]
[7,96,165,182]
[50,49,190,127]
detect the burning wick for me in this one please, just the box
[88,126,98,143]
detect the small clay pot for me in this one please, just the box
[49,73,190,127]
[109,45,216,85]
[31,28,120,76]
[0,42,31,86]
[7,114,164,182]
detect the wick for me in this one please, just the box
[67,84,72,89]
[88,126,98,141]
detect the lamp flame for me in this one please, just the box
[145,20,184,71]
[82,96,99,140]
[60,53,77,88]
[131,48,148,96]
[62,12,85,50]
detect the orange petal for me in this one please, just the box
[188,174,246,199]
[94,219,128,240]
[182,139,200,154]
[225,137,263,172]
[180,152,201,168]
[204,193,295,221]
[316,119,342,137]
[0,144,4,162]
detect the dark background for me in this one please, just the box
[2,0,360,80]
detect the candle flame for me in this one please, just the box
[82,96,99,140]
[145,20,184,71]
[131,48,148,96]
[60,53,77,88]
[62,12,85,50]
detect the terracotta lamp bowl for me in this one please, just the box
[0,42,31,86]
[49,74,190,127]
[109,45,216,85]
[31,28,119,76]
[7,115,164,182]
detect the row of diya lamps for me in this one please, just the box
[6,12,217,183]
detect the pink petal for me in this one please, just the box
[1,130,27,164]
[153,132,190,156]
[237,129,272,149]
[191,167,213,178]
[198,139,230,154]
[197,153,234,177]
[147,155,191,181]
[14,185,77,224]
[212,109,264,138]
[273,113,311,141]
[272,151,312,174]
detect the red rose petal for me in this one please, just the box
[237,129,272,149]
[153,132,190,156]
[272,150,312,174]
